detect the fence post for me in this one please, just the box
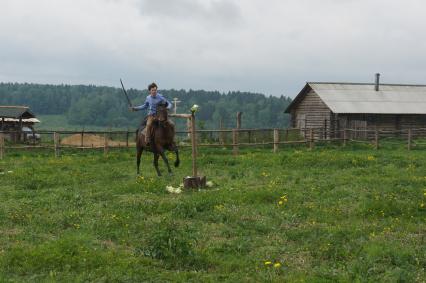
[104,132,109,155]
[273,129,279,153]
[285,129,289,141]
[80,130,84,148]
[126,131,129,148]
[0,134,4,160]
[309,128,314,149]
[236,112,242,129]
[190,114,197,176]
[343,128,347,147]
[407,128,412,150]
[324,119,327,139]
[54,132,60,158]
[374,129,379,150]
[232,129,238,156]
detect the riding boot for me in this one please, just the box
[145,115,155,144]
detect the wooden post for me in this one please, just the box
[285,129,289,141]
[343,129,347,147]
[232,129,238,156]
[309,128,314,149]
[374,129,379,150]
[304,117,307,139]
[236,112,242,129]
[183,112,206,189]
[0,134,4,160]
[54,132,60,158]
[104,132,109,155]
[80,130,84,148]
[324,119,327,139]
[126,131,129,148]
[273,129,279,153]
[190,114,197,176]
[407,128,412,150]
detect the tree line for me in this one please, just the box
[0,83,291,129]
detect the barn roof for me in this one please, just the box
[285,83,426,114]
[0,106,36,119]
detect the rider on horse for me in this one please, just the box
[130,82,174,144]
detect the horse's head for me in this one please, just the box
[157,102,169,122]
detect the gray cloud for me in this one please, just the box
[1,0,426,97]
[137,0,242,28]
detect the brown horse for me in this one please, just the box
[136,104,180,176]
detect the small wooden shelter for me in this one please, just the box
[0,106,40,141]
[285,76,426,138]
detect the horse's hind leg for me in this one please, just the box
[153,152,161,176]
[136,147,143,175]
[159,151,172,175]
[173,146,180,168]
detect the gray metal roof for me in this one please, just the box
[308,83,426,114]
[0,106,35,119]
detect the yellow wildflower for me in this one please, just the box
[274,262,281,268]
[278,201,283,205]
[367,155,375,161]
[264,261,272,266]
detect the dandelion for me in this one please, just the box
[274,262,282,268]
[278,201,283,205]
[367,155,375,161]
[264,261,272,266]
[420,203,425,208]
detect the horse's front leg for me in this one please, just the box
[173,145,180,168]
[153,152,161,176]
[136,147,143,175]
[159,150,173,175]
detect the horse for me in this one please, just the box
[136,103,180,176]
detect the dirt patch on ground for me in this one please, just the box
[60,134,130,147]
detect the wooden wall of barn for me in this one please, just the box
[337,114,426,138]
[290,89,332,138]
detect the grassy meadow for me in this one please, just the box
[0,144,425,282]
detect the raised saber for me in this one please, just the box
[120,78,133,107]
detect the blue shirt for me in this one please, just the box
[134,93,172,115]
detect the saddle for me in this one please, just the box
[138,116,174,143]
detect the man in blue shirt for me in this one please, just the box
[131,82,173,144]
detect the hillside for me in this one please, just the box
[0,83,291,130]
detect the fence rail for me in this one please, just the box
[1,126,426,159]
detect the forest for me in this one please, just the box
[0,83,291,129]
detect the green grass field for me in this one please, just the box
[0,145,425,282]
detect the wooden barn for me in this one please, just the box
[285,75,426,138]
[0,106,40,142]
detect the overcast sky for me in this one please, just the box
[1,0,425,97]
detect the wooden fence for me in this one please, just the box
[1,127,426,159]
